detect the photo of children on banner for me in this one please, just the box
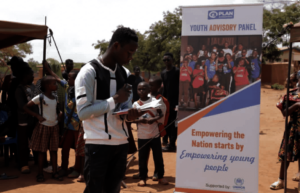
[178,37,261,111]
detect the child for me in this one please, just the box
[14,65,36,174]
[132,82,168,186]
[24,76,63,182]
[233,58,249,91]
[270,87,300,190]
[192,62,206,108]
[179,59,192,107]
[42,61,83,180]
[149,76,169,181]
[207,74,228,105]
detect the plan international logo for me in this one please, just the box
[208,9,234,20]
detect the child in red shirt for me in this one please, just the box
[192,62,206,108]
[233,58,250,91]
[179,59,192,107]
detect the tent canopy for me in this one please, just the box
[0,20,48,49]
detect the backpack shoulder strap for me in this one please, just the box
[39,93,44,117]
[137,100,143,106]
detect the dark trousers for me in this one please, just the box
[163,110,178,147]
[61,129,80,171]
[84,143,128,193]
[220,73,232,94]
[17,125,30,167]
[138,137,164,180]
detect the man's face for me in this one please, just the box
[163,55,173,67]
[202,45,206,50]
[238,44,243,50]
[192,55,197,61]
[134,67,140,76]
[242,49,247,57]
[253,51,258,58]
[225,43,229,48]
[183,60,188,66]
[66,62,74,72]
[114,41,138,65]
[211,53,216,60]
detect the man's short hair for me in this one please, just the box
[164,53,174,59]
[65,59,74,65]
[109,27,138,47]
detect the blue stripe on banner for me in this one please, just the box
[203,81,261,118]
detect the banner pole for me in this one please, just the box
[284,42,293,193]
[42,16,47,63]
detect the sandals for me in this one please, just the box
[137,180,146,187]
[0,173,18,180]
[158,178,169,185]
[21,166,31,174]
[68,170,80,178]
[77,175,85,182]
[292,173,300,181]
[52,172,63,181]
[152,174,158,181]
[270,180,284,190]
[36,174,45,182]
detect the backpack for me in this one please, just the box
[39,93,59,117]
[155,94,169,137]
[276,89,300,112]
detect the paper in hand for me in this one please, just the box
[112,98,162,115]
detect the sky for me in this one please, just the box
[1,0,260,63]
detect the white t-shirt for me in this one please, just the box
[133,96,165,139]
[32,95,58,127]
[223,48,233,56]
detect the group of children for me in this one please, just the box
[1,56,172,187]
[3,57,85,183]
[179,44,261,109]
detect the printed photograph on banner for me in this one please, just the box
[178,35,262,120]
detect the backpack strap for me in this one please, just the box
[39,94,44,117]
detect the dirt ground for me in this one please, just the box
[1,86,300,193]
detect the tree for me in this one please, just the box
[92,8,182,73]
[92,39,109,56]
[0,43,33,62]
[145,7,182,71]
[27,58,39,73]
[263,3,300,62]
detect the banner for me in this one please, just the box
[175,4,263,193]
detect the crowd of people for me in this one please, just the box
[0,27,179,193]
[179,42,262,109]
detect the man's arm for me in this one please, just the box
[75,65,114,120]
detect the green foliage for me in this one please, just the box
[27,58,39,73]
[271,83,285,90]
[263,3,300,62]
[0,43,33,62]
[92,39,109,56]
[92,7,182,73]
[46,58,65,104]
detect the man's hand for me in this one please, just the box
[127,108,145,121]
[113,84,131,104]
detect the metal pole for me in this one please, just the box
[51,35,66,70]
[284,42,293,193]
[42,17,47,64]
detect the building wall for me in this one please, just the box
[261,62,294,85]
